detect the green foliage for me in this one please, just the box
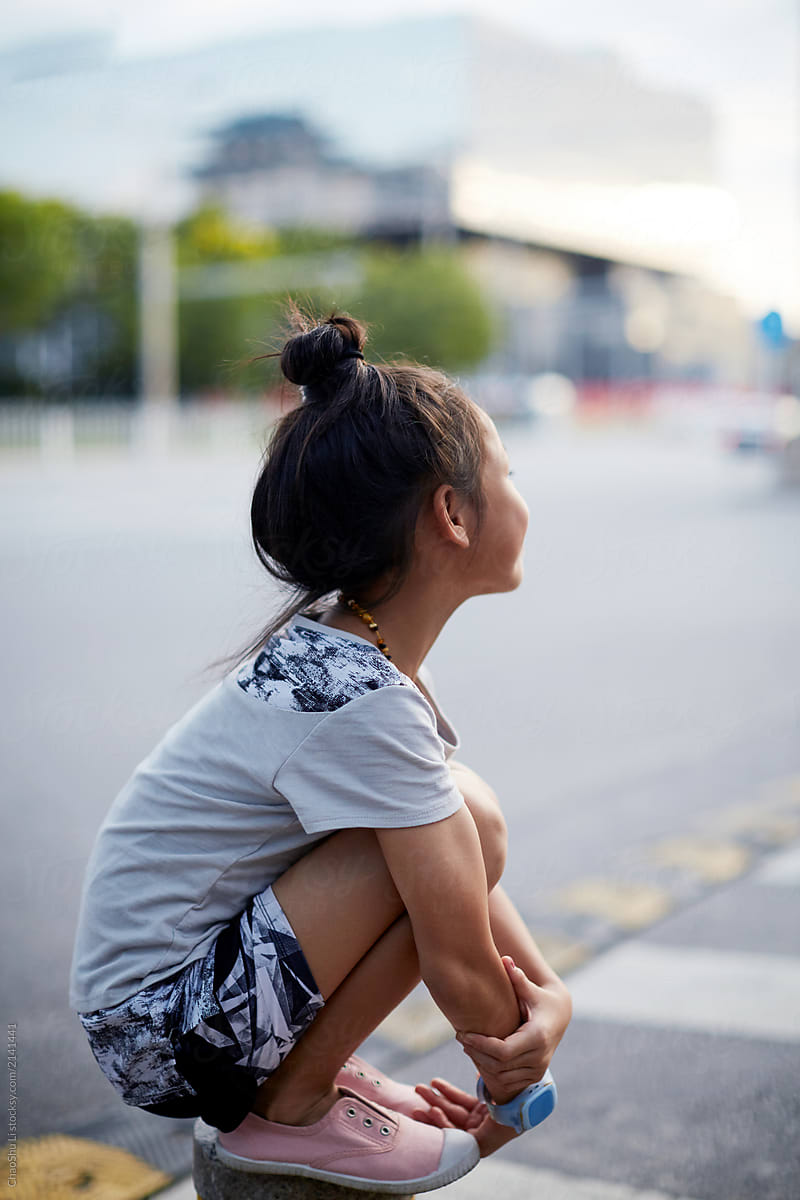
[175,207,268,391]
[0,190,138,397]
[178,294,266,392]
[275,227,356,256]
[68,214,138,395]
[0,190,496,399]
[175,204,279,266]
[175,208,354,392]
[344,245,495,371]
[0,191,81,330]
[174,211,494,389]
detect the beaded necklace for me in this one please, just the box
[340,594,393,661]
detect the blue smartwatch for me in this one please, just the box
[477,1069,557,1134]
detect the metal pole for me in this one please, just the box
[136,222,178,454]
[138,222,178,405]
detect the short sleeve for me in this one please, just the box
[272,682,465,835]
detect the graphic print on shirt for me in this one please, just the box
[237,619,409,712]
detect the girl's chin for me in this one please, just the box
[495,570,525,596]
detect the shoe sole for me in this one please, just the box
[214,1134,480,1194]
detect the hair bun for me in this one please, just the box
[280,315,366,388]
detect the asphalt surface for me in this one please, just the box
[2,415,798,1198]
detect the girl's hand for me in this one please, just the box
[457,956,572,1103]
[408,959,571,1157]
[411,1077,519,1158]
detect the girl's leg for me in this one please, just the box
[270,827,406,1002]
[250,828,413,1125]
[448,761,559,986]
[253,887,553,1128]
[254,913,419,1124]
[487,884,563,988]
[254,786,507,1127]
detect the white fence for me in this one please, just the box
[2,389,799,483]
[0,398,282,461]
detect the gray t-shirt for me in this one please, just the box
[68,612,463,1012]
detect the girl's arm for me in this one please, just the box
[376,808,523,1102]
[414,909,572,1157]
[464,886,572,1098]
[446,758,572,1094]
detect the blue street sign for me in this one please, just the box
[759,311,785,348]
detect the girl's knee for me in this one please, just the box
[461,783,507,891]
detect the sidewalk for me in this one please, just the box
[157,838,800,1200]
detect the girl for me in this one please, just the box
[69,310,572,1194]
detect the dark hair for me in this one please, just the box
[207,303,487,676]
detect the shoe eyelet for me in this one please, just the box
[373,1079,381,1086]
[380,1125,391,1136]
[363,1117,373,1127]
[357,1071,366,1077]
[346,1107,357,1118]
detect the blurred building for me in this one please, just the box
[459,237,750,386]
[1,14,758,390]
[190,105,746,388]
[192,113,450,238]
[2,14,718,259]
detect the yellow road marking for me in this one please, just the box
[377,992,454,1054]
[759,774,800,808]
[13,1134,171,1200]
[711,804,800,845]
[650,837,751,883]
[527,931,591,975]
[556,879,673,929]
[376,928,591,1049]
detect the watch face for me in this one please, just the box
[521,1082,557,1130]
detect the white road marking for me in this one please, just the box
[753,843,800,887]
[566,942,800,1043]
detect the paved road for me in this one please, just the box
[2,418,798,1196]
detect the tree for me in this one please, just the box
[343,245,495,371]
[0,191,80,331]
[176,205,282,393]
[0,191,138,398]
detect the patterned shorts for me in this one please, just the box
[77,885,324,1133]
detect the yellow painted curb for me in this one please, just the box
[556,878,673,929]
[13,1133,172,1200]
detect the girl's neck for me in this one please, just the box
[312,589,460,682]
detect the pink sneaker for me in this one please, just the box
[336,1053,430,1120]
[216,1086,479,1194]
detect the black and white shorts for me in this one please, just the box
[77,885,324,1133]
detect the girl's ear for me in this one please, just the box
[431,482,472,548]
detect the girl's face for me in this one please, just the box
[466,407,530,595]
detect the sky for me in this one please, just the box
[2,0,798,332]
